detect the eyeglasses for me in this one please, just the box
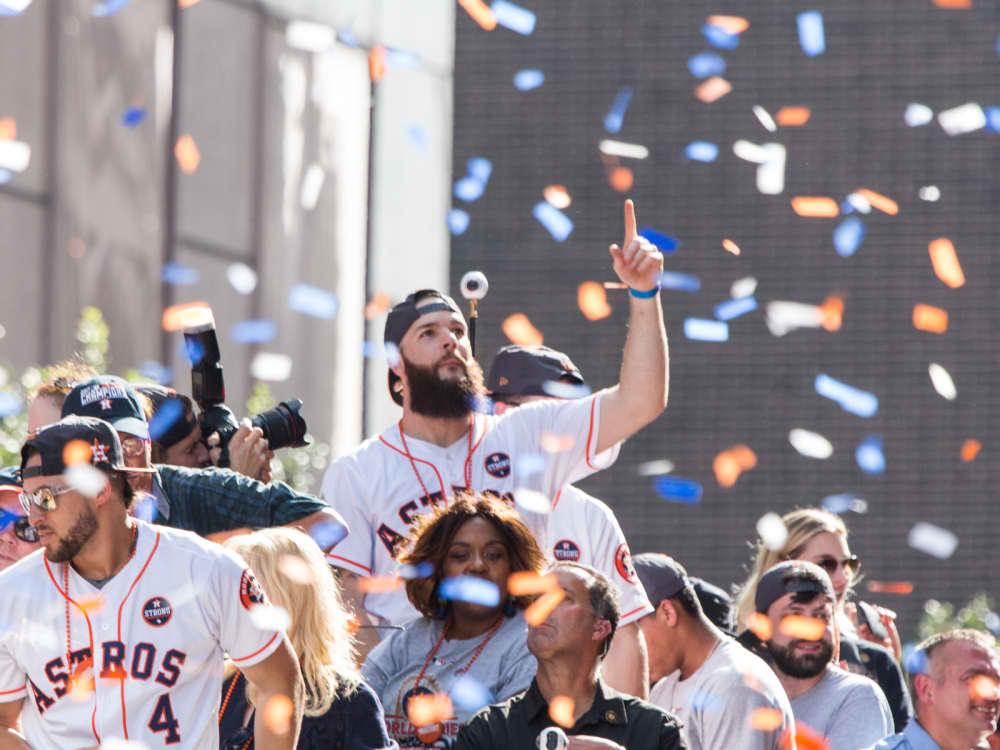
[121,436,149,458]
[18,485,73,514]
[814,554,861,578]
[0,512,40,543]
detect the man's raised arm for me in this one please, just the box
[596,199,669,456]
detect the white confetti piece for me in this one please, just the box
[250,604,292,632]
[788,428,834,459]
[66,464,108,498]
[908,522,958,560]
[756,513,788,551]
[919,185,940,202]
[904,103,933,127]
[251,352,292,382]
[300,163,325,210]
[733,140,768,163]
[514,488,552,514]
[637,459,674,476]
[598,139,649,160]
[0,139,30,172]
[286,21,335,52]
[765,301,822,336]
[928,363,957,400]
[731,276,758,299]
[752,105,776,132]
[937,103,986,136]
[756,143,786,195]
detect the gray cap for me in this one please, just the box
[486,345,586,398]
[632,553,693,607]
[754,560,835,614]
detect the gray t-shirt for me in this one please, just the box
[649,638,795,750]
[362,613,536,748]
[791,665,894,750]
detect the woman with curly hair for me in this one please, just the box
[362,493,547,748]
[220,527,396,749]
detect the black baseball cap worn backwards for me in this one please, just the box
[61,375,150,440]
[754,560,836,615]
[486,345,586,398]
[20,415,155,479]
[384,289,464,406]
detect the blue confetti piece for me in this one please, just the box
[654,476,703,504]
[450,675,494,714]
[702,23,740,50]
[121,106,147,128]
[288,283,338,319]
[515,453,546,477]
[91,0,132,16]
[309,519,349,550]
[0,2,28,16]
[406,124,427,152]
[138,361,172,385]
[183,337,205,366]
[603,86,633,134]
[985,107,1000,133]
[833,216,866,258]
[659,271,701,292]
[905,648,928,677]
[639,228,679,251]
[687,52,726,78]
[386,48,420,69]
[684,318,729,342]
[0,169,12,185]
[840,200,855,215]
[684,141,719,163]
[797,11,826,57]
[230,319,277,344]
[815,374,879,417]
[448,208,470,235]
[337,30,360,47]
[438,575,500,607]
[0,392,23,418]
[533,202,573,242]
[454,176,485,202]
[513,68,545,91]
[855,435,885,475]
[820,493,867,514]
[491,0,536,35]
[132,494,158,522]
[714,296,758,321]
[399,561,434,580]
[467,157,493,183]
[161,262,200,286]
[148,398,184,441]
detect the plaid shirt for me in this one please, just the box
[152,464,327,536]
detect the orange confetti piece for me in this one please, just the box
[544,185,571,209]
[788,723,829,750]
[722,238,740,255]
[854,188,899,216]
[407,692,453,727]
[706,15,749,34]
[775,107,811,126]
[750,707,783,731]
[970,675,1000,701]
[713,444,757,488]
[161,301,213,332]
[608,166,633,192]
[277,554,315,585]
[819,294,844,332]
[502,313,544,346]
[368,45,387,83]
[346,617,360,636]
[961,438,981,462]
[458,0,498,30]
[77,594,106,616]
[364,291,391,320]
[866,581,915,595]
[178,0,201,7]
[932,0,972,7]
[508,571,557,596]
[205,527,252,545]
[548,695,575,728]
[358,575,403,593]
[912,303,948,334]
[174,134,201,174]
[928,238,965,288]
[262,694,295,736]
[524,588,565,626]
[790,197,839,218]
[578,282,612,321]
[63,439,92,467]
[540,432,575,453]
[746,612,772,641]
[0,117,15,141]
[695,76,732,103]
[779,615,827,641]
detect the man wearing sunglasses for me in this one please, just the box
[0,470,38,572]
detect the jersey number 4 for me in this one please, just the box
[148,694,181,744]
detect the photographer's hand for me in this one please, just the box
[228,420,272,482]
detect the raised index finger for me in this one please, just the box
[623,199,637,247]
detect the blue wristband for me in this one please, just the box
[628,285,660,299]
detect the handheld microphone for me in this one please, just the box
[536,727,569,750]
[459,271,489,356]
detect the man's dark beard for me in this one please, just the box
[46,506,98,563]
[766,638,833,679]
[404,356,486,418]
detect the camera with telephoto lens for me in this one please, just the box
[184,317,309,468]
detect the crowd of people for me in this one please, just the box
[0,201,997,749]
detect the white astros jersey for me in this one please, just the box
[321,393,619,627]
[546,485,653,626]
[0,520,283,749]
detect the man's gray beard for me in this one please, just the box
[404,356,486,419]
[46,506,98,563]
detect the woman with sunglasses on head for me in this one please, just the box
[734,507,912,732]
[362,493,547,749]
[0,477,39,572]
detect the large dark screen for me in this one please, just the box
[451,1,1000,636]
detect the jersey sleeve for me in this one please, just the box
[584,493,653,625]
[210,550,285,668]
[320,457,376,577]
[0,627,26,703]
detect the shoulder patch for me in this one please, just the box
[484,452,511,478]
[142,597,173,626]
[614,543,639,584]
[239,569,268,610]
[553,539,581,562]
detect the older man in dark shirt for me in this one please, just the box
[456,563,686,750]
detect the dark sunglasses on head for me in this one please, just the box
[814,554,861,577]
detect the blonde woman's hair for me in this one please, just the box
[734,507,849,633]
[225,528,359,716]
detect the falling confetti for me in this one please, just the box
[722,238,741,255]
[438,575,500,607]
[814,374,879,417]
[749,707,784,731]
[660,272,700,291]
[637,459,674,476]
[820,493,868,515]
[640,228,680,251]
[714,296,757,321]
[508,571,557,596]
[731,277,758,299]
[458,0,497,30]
[797,11,826,57]
[548,695,575,728]
[789,429,834,459]
[250,352,293,382]
[603,87,633,133]
[685,141,719,162]
[491,0,535,35]
[121,106,147,127]
[543,185,571,209]
[148,398,184,440]
[904,103,934,127]
[928,238,965,288]
[514,488,552,514]
[960,439,981,462]
[928,363,957,400]
[249,604,291,633]
[653,476,703,504]
[912,304,948,334]
[577,282,612,321]
[607,165,633,192]
[533,202,573,241]
[447,208,470,235]
[524,588,565,626]
[866,581,915,595]
[791,196,839,218]
[702,23,740,49]
[0,138,30,172]
[757,513,788,551]
[779,615,826,641]
[161,262,199,286]
[688,52,726,78]
[694,77,732,103]
[502,313,544,346]
[745,612,772,641]
[358,576,403,593]
[598,140,649,159]
[288,283,338,319]
[919,185,941,201]
[775,107,811,126]
[753,106,777,132]
[937,103,986,136]
[450,675,494,714]
[908,522,959,559]
[685,318,729,342]
[226,263,258,294]
[161,301,212,332]
[513,68,544,90]
[174,134,201,174]
[706,15,749,34]
[853,188,899,216]
[713,444,757,487]
[833,216,865,257]
[855,435,886,475]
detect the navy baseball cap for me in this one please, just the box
[690,577,735,635]
[632,553,693,607]
[755,561,836,615]
[20,416,154,479]
[486,345,586,399]
[384,289,464,406]
[61,376,150,440]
